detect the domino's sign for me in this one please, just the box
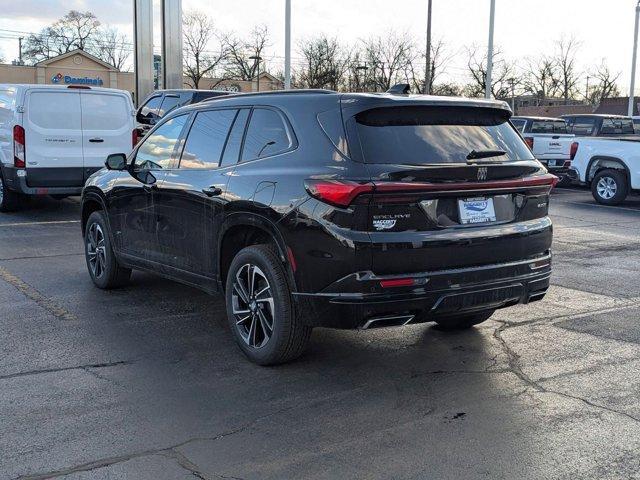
[51,72,104,86]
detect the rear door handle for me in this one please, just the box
[89,138,104,143]
[202,186,222,197]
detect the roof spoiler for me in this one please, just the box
[386,84,411,95]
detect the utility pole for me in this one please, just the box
[424,0,432,94]
[284,0,291,89]
[18,37,23,65]
[629,0,640,116]
[485,0,496,99]
[585,75,590,103]
[250,55,262,92]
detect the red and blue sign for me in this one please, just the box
[51,72,104,86]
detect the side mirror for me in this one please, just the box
[105,153,127,171]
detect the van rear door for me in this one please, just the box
[80,91,133,181]
[24,89,83,187]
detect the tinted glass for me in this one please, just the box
[511,119,526,132]
[158,95,182,117]
[570,118,596,135]
[179,109,237,169]
[530,120,568,134]
[221,109,250,166]
[600,118,635,135]
[135,115,188,170]
[81,94,129,131]
[241,108,291,161]
[138,96,162,122]
[354,106,534,164]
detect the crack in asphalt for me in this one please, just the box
[0,266,77,321]
[0,361,131,382]
[493,320,640,425]
[13,406,297,480]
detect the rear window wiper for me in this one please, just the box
[466,149,507,161]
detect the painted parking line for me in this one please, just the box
[552,200,640,214]
[0,220,80,227]
[0,265,77,321]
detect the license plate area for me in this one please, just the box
[458,197,497,225]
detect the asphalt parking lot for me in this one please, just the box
[1,188,640,480]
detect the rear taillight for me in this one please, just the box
[304,179,374,207]
[524,137,534,150]
[570,141,578,160]
[13,125,25,168]
[132,129,139,148]
[306,174,558,207]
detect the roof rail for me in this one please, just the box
[202,88,336,102]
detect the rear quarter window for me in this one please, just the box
[352,106,534,164]
[530,120,567,134]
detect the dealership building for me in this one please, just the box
[0,49,284,103]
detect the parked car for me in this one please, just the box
[136,89,231,137]
[0,84,136,212]
[81,89,556,365]
[561,114,637,138]
[511,116,577,183]
[567,136,640,204]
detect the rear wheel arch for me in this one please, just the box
[586,156,630,185]
[218,213,295,292]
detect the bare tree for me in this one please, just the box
[23,10,101,63]
[361,31,415,92]
[222,25,270,81]
[94,28,131,70]
[587,60,621,106]
[406,39,452,94]
[522,56,561,104]
[465,45,518,98]
[554,36,581,104]
[295,36,350,90]
[183,11,226,88]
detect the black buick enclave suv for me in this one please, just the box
[81,89,555,365]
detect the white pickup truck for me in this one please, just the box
[511,116,576,183]
[567,137,640,205]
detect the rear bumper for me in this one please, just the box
[0,165,83,195]
[293,254,552,329]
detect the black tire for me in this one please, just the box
[84,210,131,289]
[434,310,495,331]
[225,244,312,366]
[591,169,628,205]
[0,171,20,212]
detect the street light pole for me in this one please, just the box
[284,0,291,89]
[424,0,432,94]
[250,55,262,92]
[629,0,640,116]
[485,0,496,99]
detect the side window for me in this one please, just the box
[158,95,181,117]
[220,109,250,167]
[571,117,595,136]
[511,119,526,133]
[137,95,162,123]
[135,115,188,171]
[179,109,237,169]
[241,108,292,161]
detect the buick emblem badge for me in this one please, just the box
[477,167,488,181]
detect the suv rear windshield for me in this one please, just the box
[353,106,533,164]
[531,120,567,134]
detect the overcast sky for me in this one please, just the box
[1,0,639,92]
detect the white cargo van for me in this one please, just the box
[0,84,135,211]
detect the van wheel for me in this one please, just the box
[434,310,495,331]
[84,211,131,289]
[0,172,20,212]
[592,169,628,205]
[225,244,312,366]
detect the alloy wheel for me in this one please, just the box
[86,223,107,279]
[232,263,275,349]
[596,176,617,200]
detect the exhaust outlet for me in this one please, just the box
[360,314,415,330]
